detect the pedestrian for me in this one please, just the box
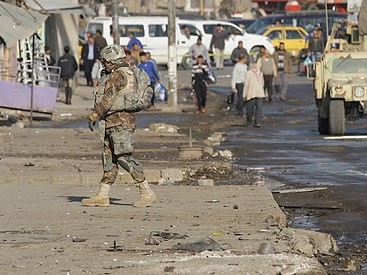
[44,46,56,67]
[230,41,248,64]
[82,45,156,207]
[138,51,160,108]
[231,54,248,116]
[210,24,229,70]
[308,28,324,62]
[146,52,159,71]
[131,43,142,64]
[243,63,265,127]
[273,42,292,101]
[94,29,108,53]
[181,25,191,39]
[255,45,266,63]
[257,50,277,102]
[126,32,143,50]
[81,35,98,86]
[124,49,138,66]
[91,57,103,87]
[57,45,78,105]
[192,55,210,113]
[189,36,211,66]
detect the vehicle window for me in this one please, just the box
[298,18,319,32]
[286,30,303,39]
[203,24,215,34]
[179,24,201,36]
[332,58,367,74]
[222,25,242,35]
[247,18,273,33]
[149,24,167,37]
[267,30,283,40]
[118,24,144,37]
[86,23,103,36]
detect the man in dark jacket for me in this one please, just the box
[230,41,248,64]
[210,24,229,70]
[94,29,107,53]
[81,35,98,86]
[57,45,78,104]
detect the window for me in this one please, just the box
[268,30,283,40]
[149,24,167,37]
[118,24,144,37]
[179,24,201,36]
[87,23,103,36]
[203,24,216,34]
[286,30,303,39]
[223,25,242,35]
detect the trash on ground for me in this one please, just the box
[173,236,223,252]
[107,241,123,252]
[258,242,275,254]
[272,187,328,194]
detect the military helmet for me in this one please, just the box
[100,44,126,64]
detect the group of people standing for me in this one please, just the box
[231,42,292,127]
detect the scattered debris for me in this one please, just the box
[218,149,233,160]
[206,199,220,203]
[145,232,160,245]
[72,237,87,243]
[146,231,189,244]
[258,243,275,254]
[198,179,214,186]
[164,266,175,272]
[149,123,178,133]
[158,178,175,186]
[107,241,123,252]
[272,187,328,194]
[173,237,223,252]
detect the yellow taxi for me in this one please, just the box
[256,25,308,60]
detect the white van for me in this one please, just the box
[179,19,274,67]
[85,16,202,66]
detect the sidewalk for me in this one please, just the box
[0,76,332,274]
[0,183,325,275]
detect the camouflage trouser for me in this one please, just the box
[99,124,145,186]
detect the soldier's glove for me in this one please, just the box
[88,112,98,132]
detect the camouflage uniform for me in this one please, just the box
[82,45,156,208]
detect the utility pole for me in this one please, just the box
[200,0,204,16]
[111,0,119,45]
[168,0,177,109]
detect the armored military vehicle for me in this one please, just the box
[308,23,367,135]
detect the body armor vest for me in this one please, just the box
[108,67,136,114]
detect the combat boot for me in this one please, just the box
[133,180,156,207]
[81,183,110,207]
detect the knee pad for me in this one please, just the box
[117,155,145,182]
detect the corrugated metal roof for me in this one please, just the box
[0,2,47,48]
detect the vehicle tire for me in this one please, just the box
[181,55,193,70]
[318,110,329,135]
[328,99,345,136]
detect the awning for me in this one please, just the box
[0,2,47,48]
[24,0,96,16]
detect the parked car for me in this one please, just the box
[247,11,347,34]
[256,25,308,61]
[179,19,274,69]
[85,16,202,67]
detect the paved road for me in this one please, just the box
[214,72,367,268]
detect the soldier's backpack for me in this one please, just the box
[123,66,153,112]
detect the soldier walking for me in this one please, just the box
[82,45,156,207]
